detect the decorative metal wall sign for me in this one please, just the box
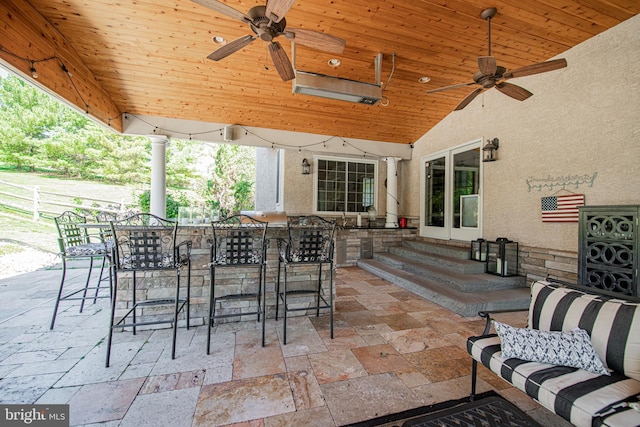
[526,172,598,192]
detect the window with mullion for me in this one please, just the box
[315,157,376,214]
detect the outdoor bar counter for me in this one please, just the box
[114,215,418,327]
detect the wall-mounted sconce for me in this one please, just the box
[302,158,311,175]
[482,138,499,162]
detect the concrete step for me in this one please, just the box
[403,240,471,260]
[374,252,525,292]
[388,245,485,275]
[357,259,531,317]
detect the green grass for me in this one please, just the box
[0,242,24,256]
[0,211,59,252]
[0,170,138,204]
[0,171,137,253]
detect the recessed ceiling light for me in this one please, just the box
[212,35,226,45]
[418,76,431,83]
[327,58,341,67]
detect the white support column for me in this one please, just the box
[149,135,168,219]
[385,157,401,228]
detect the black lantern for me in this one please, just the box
[470,238,487,262]
[482,138,499,162]
[302,158,311,175]
[486,238,518,277]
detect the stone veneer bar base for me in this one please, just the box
[112,223,577,327]
[112,225,417,327]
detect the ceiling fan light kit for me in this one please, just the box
[426,7,567,111]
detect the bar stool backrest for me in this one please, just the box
[111,213,178,271]
[211,215,268,266]
[96,212,117,223]
[95,212,118,243]
[97,210,140,222]
[55,211,90,254]
[284,215,335,263]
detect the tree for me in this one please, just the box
[138,190,189,219]
[166,138,209,189]
[0,77,58,171]
[207,144,256,216]
[0,74,257,212]
[0,75,151,182]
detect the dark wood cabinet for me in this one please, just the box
[578,205,638,296]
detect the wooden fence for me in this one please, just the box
[0,179,135,221]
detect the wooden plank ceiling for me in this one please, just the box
[13,0,640,144]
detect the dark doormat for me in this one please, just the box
[341,391,541,427]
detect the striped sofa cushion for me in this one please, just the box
[468,334,640,427]
[528,280,640,381]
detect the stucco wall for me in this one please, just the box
[282,150,388,217]
[401,14,640,253]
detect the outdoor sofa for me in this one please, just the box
[467,279,640,426]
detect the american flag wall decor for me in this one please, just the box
[541,194,585,222]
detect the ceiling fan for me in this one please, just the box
[426,7,567,111]
[192,0,346,81]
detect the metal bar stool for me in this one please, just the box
[105,213,191,367]
[50,211,112,329]
[207,214,268,354]
[276,215,335,344]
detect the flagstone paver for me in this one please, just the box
[0,263,572,427]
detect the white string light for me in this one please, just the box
[124,114,390,157]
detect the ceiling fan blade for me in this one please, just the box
[207,35,256,61]
[478,56,497,76]
[286,29,345,54]
[454,88,484,111]
[426,81,476,94]
[269,41,295,81]
[495,82,533,101]
[266,0,294,23]
[502,58,567,79]
[191,0,250,23]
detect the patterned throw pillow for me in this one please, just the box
[493,320,610,375]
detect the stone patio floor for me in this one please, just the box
[0,261,572,426]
